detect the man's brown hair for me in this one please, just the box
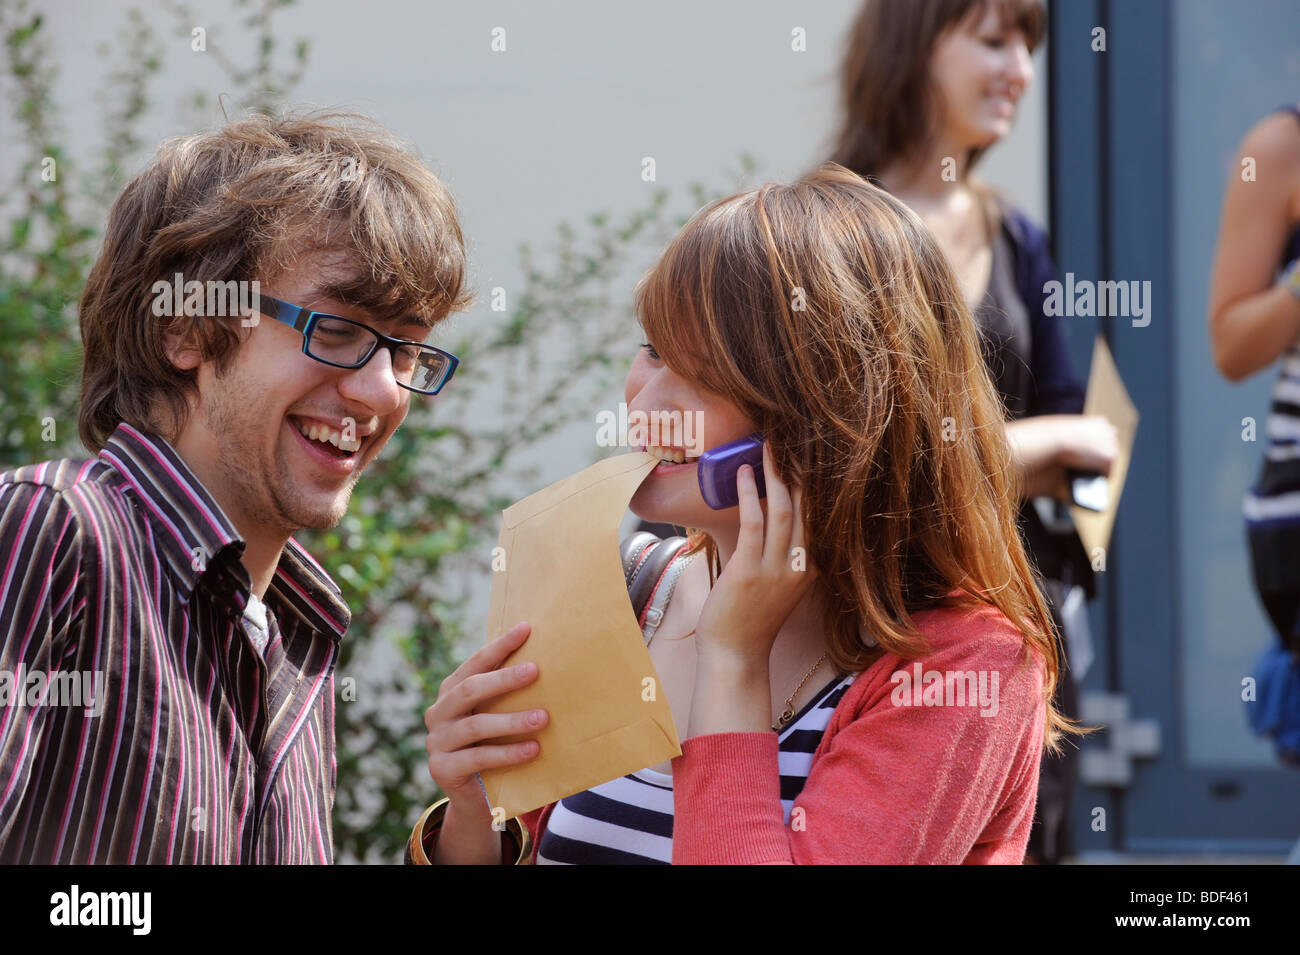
[78,110,471,452]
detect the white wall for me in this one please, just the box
[9,0,1047,640]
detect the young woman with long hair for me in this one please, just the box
[828,0,1116,863]
[417,164,1084,864]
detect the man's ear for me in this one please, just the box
[162,322,203,372]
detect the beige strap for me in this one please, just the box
[641,546,694,646]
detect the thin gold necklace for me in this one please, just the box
[703,552,830,733]
[773,652,829,732]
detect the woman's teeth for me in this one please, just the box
[646,446,698,465]
[296,419,362,454]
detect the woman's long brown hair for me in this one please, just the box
[635,163,1082,755]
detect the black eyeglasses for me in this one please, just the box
[255,294,459,395]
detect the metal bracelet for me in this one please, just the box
[405,797,532,865]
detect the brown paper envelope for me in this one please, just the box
[474,451,680,819]
[1068,335,1139,559]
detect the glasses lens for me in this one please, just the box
[305,314,452,393]
[405,348,452,393]
[308,316,376,366]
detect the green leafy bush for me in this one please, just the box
[0,0,756,862]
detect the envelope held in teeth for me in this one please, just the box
[475,451,682,820]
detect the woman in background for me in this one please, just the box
[828,0,1118,863]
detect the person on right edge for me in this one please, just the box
[1208,103,1300,841]
[1209,102,1300,667]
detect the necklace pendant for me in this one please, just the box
[774,705,795,731]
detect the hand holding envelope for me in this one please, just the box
[1068,336,1140,558]
[472,451,681,819]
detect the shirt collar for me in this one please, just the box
[99,422,350,641]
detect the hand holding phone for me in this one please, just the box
[697,433,767,509]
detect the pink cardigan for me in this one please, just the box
[521,595,1048,864]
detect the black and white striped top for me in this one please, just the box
[536,672,856,865]
[1245,341,1300,526]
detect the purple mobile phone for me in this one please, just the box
[698,433,767,509]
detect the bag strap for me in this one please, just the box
[620,532,692,645]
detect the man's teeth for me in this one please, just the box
[647,446,698,465]
[296,420,362,453]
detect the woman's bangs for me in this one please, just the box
[988,0,1046,50]
[635,230,718,384]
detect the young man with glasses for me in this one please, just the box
[0,112,468,863]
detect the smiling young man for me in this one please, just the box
[0,112,469,863]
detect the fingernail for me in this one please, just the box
[529,709,544,725]
[515,662,535,678]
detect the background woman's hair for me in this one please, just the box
[828,0,1045,181]
[635,162,1078,755]
[77,109,472,452]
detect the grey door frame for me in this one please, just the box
[1051,0,1297,855]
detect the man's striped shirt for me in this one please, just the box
[0,423,350,863]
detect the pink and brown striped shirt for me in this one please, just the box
[0,422,350,863]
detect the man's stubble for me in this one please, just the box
[202,369,357,537]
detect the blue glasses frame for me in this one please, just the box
[254,293,460,395]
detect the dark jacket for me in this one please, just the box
[1000,202,1097,599]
